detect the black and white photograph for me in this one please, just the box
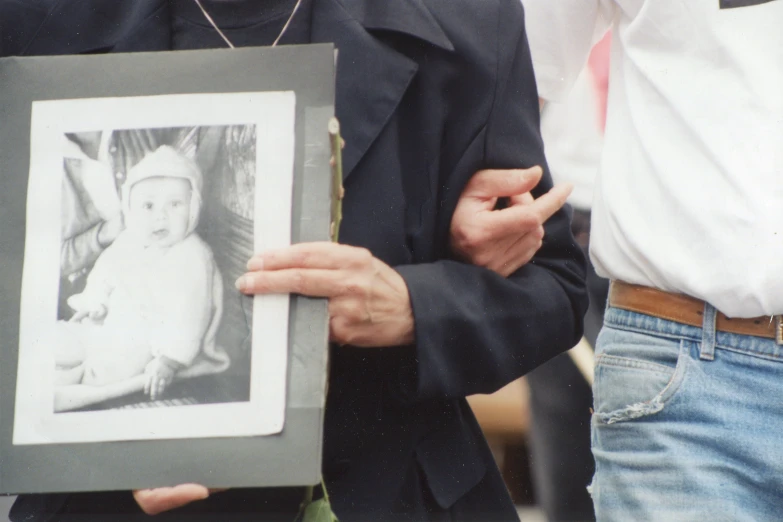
[13,92,295,445]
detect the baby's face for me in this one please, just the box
[127,176,192,247]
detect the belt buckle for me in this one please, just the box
[777,316,783,345]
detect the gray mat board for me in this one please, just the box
[0,45,335,494]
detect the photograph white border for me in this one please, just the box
[13,92,295,445]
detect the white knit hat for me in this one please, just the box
[122,145,204,235]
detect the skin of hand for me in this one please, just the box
[67,292,108,324]
[449,167,573,278]
[133,485,227,515]
[69,303,108,324]
[97,212,125,247]
[236,242,415,347]
[143,356,181,400]
[132,244,412,514]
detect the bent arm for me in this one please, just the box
[397,0,588,400]
[61,222,104,277]
[398,214,585,399]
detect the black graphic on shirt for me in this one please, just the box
[720,0,778,8]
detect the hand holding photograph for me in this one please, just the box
[0,45,335,494]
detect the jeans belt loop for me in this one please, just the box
[700,303,717,361]
[609,281,783,343]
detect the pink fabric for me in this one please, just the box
[587,32,612,132]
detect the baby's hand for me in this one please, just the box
[67,294,107,323]
[144,356,182,400]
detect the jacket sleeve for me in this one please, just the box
[395,0,588,401]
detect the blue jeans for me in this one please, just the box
[590,305,783,521]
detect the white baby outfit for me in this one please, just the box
[73,146,229,385]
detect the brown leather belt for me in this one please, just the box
[609,281,783,344]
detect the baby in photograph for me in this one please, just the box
[56,145,229,400]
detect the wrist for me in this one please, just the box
[157,355,184,373]
[96,220,113,247]
[394,315,415,346]
[388,268,415,346]
[97,215,123,247]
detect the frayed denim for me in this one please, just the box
[590,305,783,521]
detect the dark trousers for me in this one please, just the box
[10,489,304,522]
[11,464,520,522]
[526,210,606,522]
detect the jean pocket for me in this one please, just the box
[593,327,690,425]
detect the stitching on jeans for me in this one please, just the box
[596,341,689,425]
[608,322,783,362]
[602,321,695,343]
[714,344,783,362]
[595,354,674,374]
[608,315,783,362]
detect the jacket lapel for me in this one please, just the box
[340,0,454,52]
[23,0,453,182]
[311,0,452,180]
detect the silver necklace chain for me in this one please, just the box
[192,0,304,49]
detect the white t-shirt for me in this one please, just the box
[540,67,604,211]
[523,0,783,317]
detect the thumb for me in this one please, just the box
[464,166,543,199]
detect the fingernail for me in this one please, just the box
[235,276,247,291]
[247,257,263,271]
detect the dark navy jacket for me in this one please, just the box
[1,0,588,520]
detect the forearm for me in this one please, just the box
[61,223,104,276]
[157,354,185,372]
[154,334,203,367]
[393,0,587,401]
[54,375,146,412]
[397,225,587,400]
